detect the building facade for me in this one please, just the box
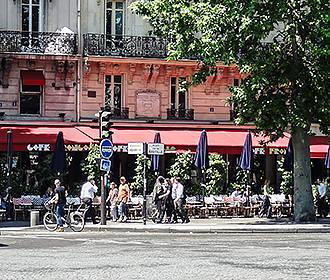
[0,0,327,193]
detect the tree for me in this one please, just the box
[131,154,156,195]
[132,0,329,222]
[168,151,194,193]
[81,144,101,187]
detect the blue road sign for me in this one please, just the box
[99,139,113,159]
[100,159,111,172]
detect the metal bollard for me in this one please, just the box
[30,210,39,227]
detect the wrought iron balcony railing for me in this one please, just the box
[109,107,129,119]
[167,108,194,120]
[84,33,168,58]
[0,31,78,55]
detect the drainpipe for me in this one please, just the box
[76,0,81,122]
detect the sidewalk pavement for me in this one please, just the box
[1,217,330,234]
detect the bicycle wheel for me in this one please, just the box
[43,212,58,231]
[70,213,85,232]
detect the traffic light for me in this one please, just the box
[100,111,113,139]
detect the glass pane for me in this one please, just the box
[114,84,121,109]
[115,11,123,35]
[105,75,111,83]
[116,2,123,9]
[106,10,112,35]
[20,94,40,115]
[22,5,29,31]
[32,0,40,4]
[114,75,121,83]
[32,6,39,32]
[170,77,176,109]
[105,85,112,107]
[22,0,29,4]
[178,91,186,109]
[106,1,112,9]
[22,85,41,92]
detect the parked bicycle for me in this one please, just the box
[43,201,85,232]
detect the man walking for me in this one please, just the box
[80,175,98,224]
[52,179,66,232]
[172,177,190,223]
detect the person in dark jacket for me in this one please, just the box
[152,176,168,223]
[164,178,177,223]
[259,195,272,218]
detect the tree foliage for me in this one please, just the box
[131,154,157,195]
[81,144,101,187]
[204,154,228,195]
[132,0,329,222]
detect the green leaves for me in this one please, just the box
[132,0,329,136]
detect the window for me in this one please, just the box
[170,77,187,110]
[20,70,44,115]
[20,84,42,115]
[105,1,124,35]
[105,75,122,109]
[22,0,43,32]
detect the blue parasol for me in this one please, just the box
[194,130,209,170]
[51,131,66,174]
[283,137,294,171]
[239,132,253,171]
[239,132,253,206]
[325,145,330,169]
[151,132,161,173]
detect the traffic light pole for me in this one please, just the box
[143,143,147,225]
[99,107,106,225]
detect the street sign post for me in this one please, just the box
[100,159,111,172]
[99,138,113,226]
[99,139,113,159]
[128,142,144,154]
[147,143,164,155]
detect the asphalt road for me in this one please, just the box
[0,231,329,280]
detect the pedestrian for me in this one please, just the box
[106,182,119,221]
[316,179,328,218]
[80,175,98,224]
[152,176,168,223]
[49,179,66,232]
[230,187,241,198]
[171,177,190,223]
[117,176,130,222]
[258,194,272,218]
[164,178,177,223]
[43,186,54,199]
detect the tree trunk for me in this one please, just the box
[292,127,316,222]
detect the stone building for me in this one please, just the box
[0,0,327,192]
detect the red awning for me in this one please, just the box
[76,126,328,158]
[0,126,94,152]
[76,126,291,154]
[21,70,45,86]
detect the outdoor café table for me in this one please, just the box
[185,202,203,218]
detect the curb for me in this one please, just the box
[2,226,330,235]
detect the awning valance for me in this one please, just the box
[0,126,94,152]
[76,126,328,158]
[21,70,45,86]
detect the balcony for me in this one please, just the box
[83,33,168,58]
[0,31,78,55]
[109,107,129,119]
[167,108,194,120]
